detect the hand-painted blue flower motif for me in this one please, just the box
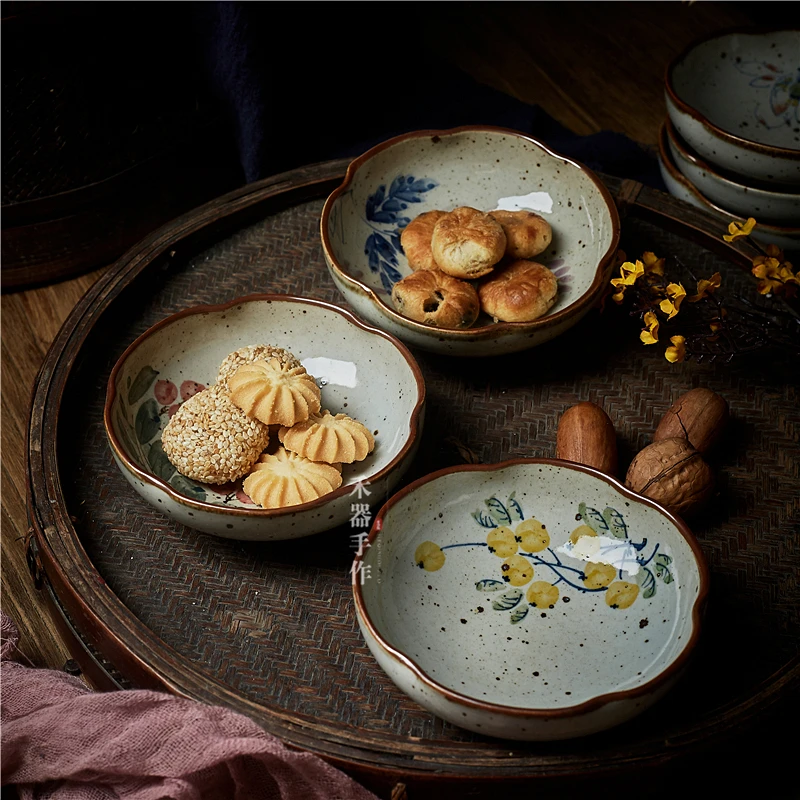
[364,175,438,293]
[734,61,800,129]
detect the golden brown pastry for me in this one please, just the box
[431,206,507,279]
[489,209,553,259]
[391,269,480,329]
[478,259,558,322]
[243,447,343,509]
[400,210,447,271]
[279,410,375,464]
[161,384,270,484]
[227,358,321,427]
[217,344,301,391]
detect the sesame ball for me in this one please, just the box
[161,384,270,484]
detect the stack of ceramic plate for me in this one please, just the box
[661,28,800,251]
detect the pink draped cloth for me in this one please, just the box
[0,612,379,800]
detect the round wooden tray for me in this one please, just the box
[27,158,799,798]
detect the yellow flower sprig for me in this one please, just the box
[608,230,800,364]
[665,335,686,363]
[723,217,756,242]
[751,244,799,298]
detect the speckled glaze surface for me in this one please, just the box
[666,118,800,224]
[320,126,620,357]
[665,29,800,186]
[105,295,426,541]
[658,122,800,251]
[353,459,708,741]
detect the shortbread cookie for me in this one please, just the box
[217,345,301,391]
[391,269,480,329]
[478,259,558,322]
[489,209,553,259]
[228,358,321,427]
[279,410,375,464]
[400,210,447,271]
[161,384,270,484]
[243,447,343,509]
[431,206,506,279]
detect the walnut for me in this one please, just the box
[625,437,714,518]
[555,401,618,477]
[654,387,729,455]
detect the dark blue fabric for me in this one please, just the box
[190,1,664,191]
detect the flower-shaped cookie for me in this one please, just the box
[217,344,301,391]
[279,410,375,464]
[228,357,321,427]
[243,447,343,509]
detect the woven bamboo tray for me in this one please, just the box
[27,158,799,799]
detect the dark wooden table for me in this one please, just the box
[2,2,795,796]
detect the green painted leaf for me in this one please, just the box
[655,553,674,584]
[580,502,610,534]
[476,579,505,592]
[128,366,159,405]
[472,509,497,528]
[492,589,523,611]
[170,474,207,501]
[510,605,529,625]
[135,398,162,444]
[639,567,657,599]
[602,507,628,539]
[507,494,524,522]
[485,497,512,525]
[147,440,176,482]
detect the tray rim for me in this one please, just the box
[26,156,799,787]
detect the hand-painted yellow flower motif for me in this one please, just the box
[570,524,597,545]
[526,581,559,608]
[641,251,665,276]
[659,282,686,319]
[639,310,659,344]
[515,518,550,553]
[722,217,756,242]
[687,272,722,302]
[605,581,639,609]
[414,541,445,571]
[501,554,534,587]
[582,562,617,589]
[487,526,518,558]
[664,335,686,363]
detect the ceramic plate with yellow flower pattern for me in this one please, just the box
[353,458,709,741]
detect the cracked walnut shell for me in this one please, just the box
[625,437,714,518]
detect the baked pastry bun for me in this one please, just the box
[228,358,321,427]
[489,210,553,259]
[217,344,301,391]
[478,260,558,323]
[400,210,447,271]
[431,206,506,279]
[279,410,375,464]
[243,447,343,509]
[161,384,270,484]
[391,269,480,329]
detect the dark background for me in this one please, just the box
[3,1,799,289]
